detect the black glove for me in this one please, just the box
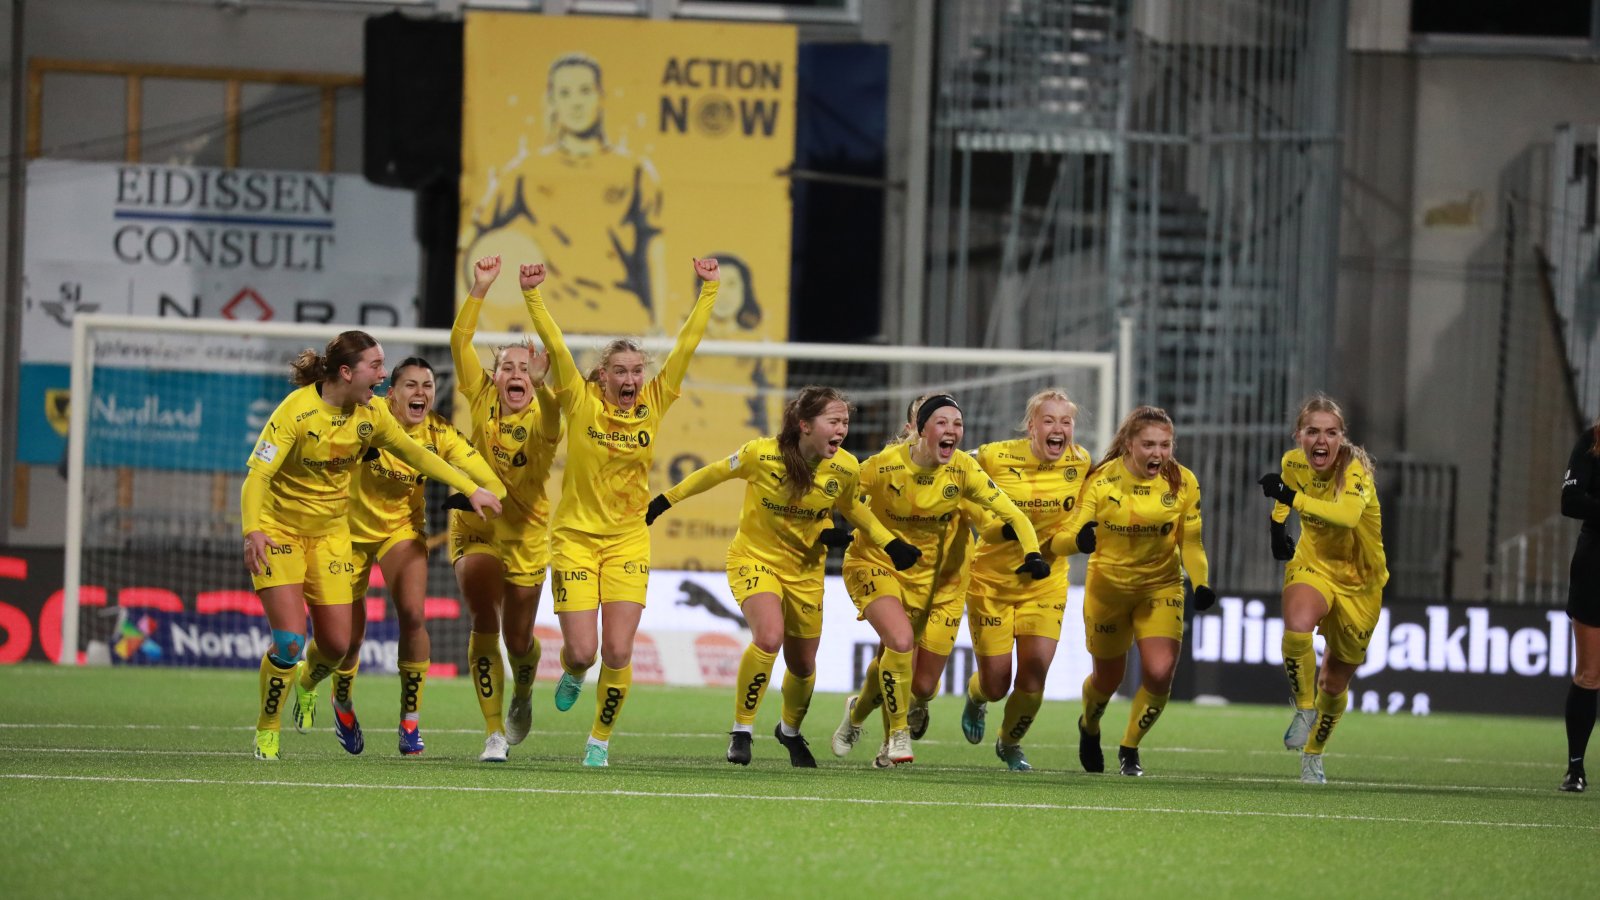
[443,492,473,512]
[362,446,380,462]
[1015,551,1050,580]
[645,494,671,526]
[885,538,922,571]
[1000,522,1019,542]
[1076,521,1098,554]
[1258,473,1296,506]
[816,527,853,549]
[1192,585,1217,612]
[1270,520,1296,561]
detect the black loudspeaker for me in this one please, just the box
[363,12,463,188]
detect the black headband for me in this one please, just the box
[915,395,960,433]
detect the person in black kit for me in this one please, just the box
[1559,425,1600,793]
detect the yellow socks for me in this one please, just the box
[1120,685,1170,749]
[1304,688,1348,755]
[999,690,1043,746]
[300,640,340,690]
[508,636,543,701]
[398,659,429,730]
[733,644,778,726]
[879,648,914,732]
[1080,676,1114,735]
[779,670,815,731]
[1283,630,1317,709]
[592,663,632,742]
[967,670,991,706]
[850,656,883,727]
[257,654,296,731]
[331,659,359,722]
[468,631,505,735]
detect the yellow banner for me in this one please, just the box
[460,13,796,569]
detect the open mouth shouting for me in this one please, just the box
[936,433,958,463]
[617,382,638,409]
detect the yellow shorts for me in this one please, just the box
[1284,564,1383,665]
[842,560,965,656]
[1082,568,1185,659]
[726,554,824,639]
[967,575,1067,657]
[250,526,354,606]
[549,525,651,611]
[351,529,424,597]
[449,512,550,588]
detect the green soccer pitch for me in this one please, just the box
[1,664,1594,898]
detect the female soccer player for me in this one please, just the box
[1259,395,1388,785]
[337,356,502,757]
[518,256,720,767]
[242,331,502,761]
[830,393,1050,767]
[1062,405,1211,778]
[645,386,914,767]
[959,389,1092,771]
[452,256,565,763]
[1559,418,1600,793]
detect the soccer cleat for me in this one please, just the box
[506,693,533,745]
[1559,767,1587,793]
[1117,745,1144,777]
[871,741,896,769]
[961,695,987,745]
[1078,717,1105,773]
[252,729,280,761]
[831,694,863,757]
[727,731,754,766]
[908,704,930,741]
[554,672,584,712]
[1300,751,1326,784]
[479,731,509,763]
[332,708,364,755]
[397,723,425,756]
[1283,707,1317,751]
[995,739,1032,772]
[290,660,317,734]
[774,724,817,768]
[582,741,609,768]
[886,728,914,765]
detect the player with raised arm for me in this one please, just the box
[243,332,502,761]
[451,256,565,763]
[830,393,1050,767]
[1259,395,1388,785]
[1062,405,1211,777]
[959,389,1092,771]
[646,386,911,767]
[519,256,720,767]
[1559,417,1600,793]
[337,356,503,757]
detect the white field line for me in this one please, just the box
[1,773,1590,833]
[0,722,1553,768]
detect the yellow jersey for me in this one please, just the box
[968,438,1091,591]
[243,384,485,537]
[845,442,1039,584]
[523,280,717,536]
[451,295,563,537]
[348,406,500,544]
[1272,449,1389,592]
[663,437,899,571]
[1066,459,1208,590]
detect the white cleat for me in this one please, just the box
[1300,751,1326,784]
[1283,707,1317,751]
[480,731,509,763]
[505,694,532,745]
[885,727,914,766]
[832,694,863,757]
[871,740,896,769]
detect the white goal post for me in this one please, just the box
[60,312,1128,665]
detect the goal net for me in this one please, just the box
[62,314,1120,674]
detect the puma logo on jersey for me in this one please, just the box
[769,472,787,485]
[1106,495,1122,507]
[1007,467,1022,480]
[888,484,903,496]
[305,430,320,442]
